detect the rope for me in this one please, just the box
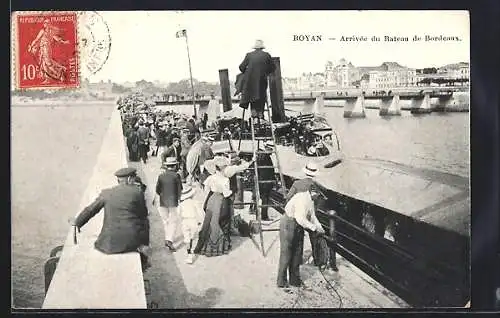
[291,285,302,308]
[319,267,343,308]
[288,267,343,308]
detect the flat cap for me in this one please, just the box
[114,167,137,177]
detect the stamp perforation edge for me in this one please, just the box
[11,11,83,92]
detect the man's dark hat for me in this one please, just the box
[115,167,137,177]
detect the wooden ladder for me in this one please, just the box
[237,102,288,257]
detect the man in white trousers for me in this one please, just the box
[154,157,182,251]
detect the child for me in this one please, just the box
[179,186,204,264]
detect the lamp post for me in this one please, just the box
[176,28,197,118]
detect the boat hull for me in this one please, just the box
[211,138,470,307]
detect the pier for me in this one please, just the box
[130,150,408,308]
[43,108,147,309]
[41,110,408,308]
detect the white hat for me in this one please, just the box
[162,157,178,167]
[204,158,217,175]
[205,156,230,175]
[214,156,230,169]
[303,162,318,177]
[180,186,196,201]
[252,39,265,49]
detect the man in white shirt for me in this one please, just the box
[277,187,325,288]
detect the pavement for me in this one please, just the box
[130,153,408,309]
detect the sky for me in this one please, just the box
[83,10,470,83]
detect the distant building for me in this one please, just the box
[360,73,370,89]
[121,81,136,88]
[367,62,416,89]
[438,62,470,80]
[284,60,466,93]
[325,58,360,88]
[82,79,114,98]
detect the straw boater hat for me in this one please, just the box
[180,186,196,201]
[162,157,178,168]
[303,162,318,177]
[253,39,265,49]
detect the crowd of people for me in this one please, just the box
[71,39,338,295]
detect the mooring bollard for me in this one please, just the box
[328,210,338,270]
[234,175,244,208]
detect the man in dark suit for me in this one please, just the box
[161,137,182,167]
[155,157,183,251]
[238,39,275,120]
[72,167,151,271]
[166,126,180,148]
[154,122,168,157]
[137,121,151,164]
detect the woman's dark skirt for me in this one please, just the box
[194,191,232,257]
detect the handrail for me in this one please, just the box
[268,187,469,307]
[42,109,147,309]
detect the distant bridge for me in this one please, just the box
[155,86,468,118]
[154,87,460,107]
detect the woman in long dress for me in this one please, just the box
[28,19,70,83]
[193,156,233,256]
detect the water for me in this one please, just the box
[311,106,470,179]
[165,102,469,178]
[11,103,115,308]
[11,102,469,308]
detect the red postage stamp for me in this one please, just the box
[13,11,80,90]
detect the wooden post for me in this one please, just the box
[219,69,232,112]
[269,57,286,123]
[328,210,338,269]
[234,175,244,208]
